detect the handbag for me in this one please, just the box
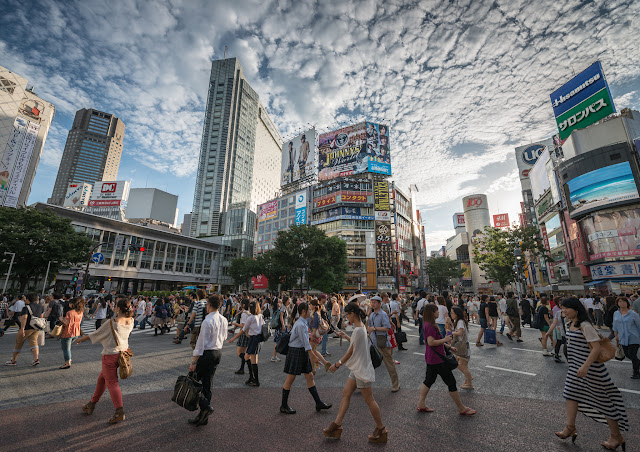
[432,346,459,371]
[388,329,398,349]
[579,324,615,363]
[275,332,290,355]
[369,338,383,369]
[484,328,497,345]
[50,322,64,338]
[172,372,203,411]
[451,328,469,358]
[109,320,134,379]
[395,331,407,343]
[615,344,625,361]
[260,323,271,342]
[26,305,47,331]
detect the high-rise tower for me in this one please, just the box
[190,58,282,256]
[48,108,124,206]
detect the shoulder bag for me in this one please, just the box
[110,320,134,379]
[275,332,290,355]
[26,305,47,331]
[172,372,203,411]
[431,345,459,371]
[369,337,383,368]
[451,327,469,358]
[580,324,615,363]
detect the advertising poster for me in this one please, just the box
[567,162,639,216]
[251,274,269,289]
[311,207,374,226]
[4,120,40,208]
[514,138,553,180]
[64,183,93,207]
[318,123,367,181]
[258,200,278,222]
[373,181,390,211]
[493,213,510,228]
[375,222,394,278]
[461,263,472,280]
[281,128,317,186]
[550,61,616,141]
[294,190,307,226]
[580,208,640,260]
[365,122,391,176]
[453,213,465,228]
[88,181,130,207]
[0,117,29,206]
[530,148,551,202]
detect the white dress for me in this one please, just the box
[346,326,375,383]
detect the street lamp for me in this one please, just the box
[3,252,16,294]
[513,248,523,298]
[42,260,58,296]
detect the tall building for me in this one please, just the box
[190,58,282,257]
[48,108,125,206]
[0,65,55,207]
[462,194,492,292]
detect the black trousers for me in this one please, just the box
[424,362,457,392]
[196,349,222,410]
[622,344,640,374]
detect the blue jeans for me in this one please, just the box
[320,333,329,354]
[139,315,153,330]
[500,317,507,333]
[61,336,76,362]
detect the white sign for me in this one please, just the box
[514,137,554,180]
[88,180,130,207]
[453,212,465,228]
[375,210,391,222]
[64,183,93,207]
[4,120,40,208]
[281,128,317,186]
[590,261,640,279]
[295,190,307,225]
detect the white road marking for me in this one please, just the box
[513,348,545,354]
[413,352,423,356]
[619,388,640,395]
[485,365,536,376]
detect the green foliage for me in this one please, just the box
[228,256,260,290]
[472,225,550,288]
[0,207,95,291]
[425,256,464,291]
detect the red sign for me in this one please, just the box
[251,274,268,290]
[88,199,121,207]
[518,213,527,227]
[315,195,336,208]
[342,194,367,203]
[101,183,117,193]
[466,197,483,208]
[493,213,510,228]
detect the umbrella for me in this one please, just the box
[182,286,198,290]
[347,294,366,304]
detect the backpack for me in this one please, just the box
[269,309,281,329]
[260,323,271,342]
[531,306,542,329]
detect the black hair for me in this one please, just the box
[294,302,308,318]
[241,298,250,310]
[344,302,366,321]
[208,294,221,310]
[507,291,514,298]
[562,297,591,327]
[451,306,468,329]
[117,298,134,318]
[53,292,62,299]
[26,293,38,303]
[420,290,427,298]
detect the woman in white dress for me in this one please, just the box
[324,302,387,444]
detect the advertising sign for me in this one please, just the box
[252,274,269,289]
[461,263,472,280]
[589,261,640,279]
[493,213,510,228]
[88,181,130,207]
[318,122,391,181]
[540,225,556,279]
[314,194,337,208]
[566,162,639,217]
[64,183,93,207]
[375,222,394,278]
[374,181,390,211]
[281,128,317,186]
[515,138,553,180]
[258,200,278,222]
[0,117,28,204]
[311,207,374,225]
[580,208,640,260]
[375,211,391,222]
[3,120,40,208]
[550,61,616,141]
[530,148,552,203]
[294,191,307,226]
[453,213,465,228]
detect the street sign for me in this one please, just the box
[114,235,124,251]
[206,284,213,291]
[92,253,104,263]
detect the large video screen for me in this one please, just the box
[566,161,639,217]
[281,128,317,186]
[580,208,640,260]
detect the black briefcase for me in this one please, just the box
[172,372,202,411]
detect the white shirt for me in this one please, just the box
[498,298,507,315]
[582,298,594,310]
[416,298,428,317]
[243,314,265,336]
[389,300,400,319]
[193,311,229,356]
[436,304,449,325]
[345,326,375,383]
[11,299,25,313]
[136,300,146,315]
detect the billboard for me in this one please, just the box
[64,183,93,207]
[566,162,639,217]
[294,190,307,226]
[375,222,394,279]
[87,180,130,207]
[453,213,465,228]
[493,213,510,228]
[0,117,40,207]
[281,128,317,186]
[550,61,616,141]
[515,138,553,180]
[374,181,390,211]
[258,199,278,222]
[252,274,268,289]
[311,206,375,225]
[590,261,640,279]
[580,208,640,260]
[318,122,391,181]
[461,263,472,280]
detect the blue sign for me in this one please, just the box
[549,61,611,118]
[91,253,104,263]
[521,144,545,166]
[295,207,307,225]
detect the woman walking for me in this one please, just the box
[308,299,331,373]
[613,297,640,380]
[451,306,473,389]
[76,297,134,424]
[435,296,449,338]
[94,298,107,329]
[280,302,332,415]
[231,298,250,374]
[417,304,476,416]
[324,302,385,443]
[59,297,84,369]
[556,297,628,450]
[271,297,289,362]
[229,300,264,386]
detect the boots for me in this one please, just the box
[235,353,245,374]
[249,364,260,386]
[82,401,96,415]
[108,407,125,424]
[309,386,331,411]
[245,360,254,385]
[280,388,296,414]
[197,406,214,426]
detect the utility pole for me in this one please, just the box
[3,252,16,294]
[82,243,106,294]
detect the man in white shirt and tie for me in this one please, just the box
[187,294,228,426]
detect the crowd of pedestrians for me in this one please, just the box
[2,287,639,448]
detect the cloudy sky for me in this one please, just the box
[2,0,640,251]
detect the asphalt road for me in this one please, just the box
[1,319,639,451]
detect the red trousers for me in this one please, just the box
[91,354,123,409]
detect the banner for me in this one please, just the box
[365,122,391,175]
[0,117,29,206]
[373,181,390,211]
[311,206,374,225]
[281,129,317,186]
[3,120,40,207]
[294,191,307,225]
[590,261,640,279]
[376,222,394,278]
[493,213,510,228]
[258,200,278,222]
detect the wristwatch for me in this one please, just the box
[337,360,342,367]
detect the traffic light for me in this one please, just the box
[128,244,146,252]
[72,274,78,282]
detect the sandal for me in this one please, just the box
[60,364,71,369]
[460,384,475,389]
[475,342,483,347]
[459,407,477,416]
[417,406,434,412]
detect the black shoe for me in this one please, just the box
[631,374,640,380]
[517,339,524,343]
[280,405,296,414]
[398,346,407,350]
[506,333,512,341]
[188,411,204,425]
[235,369,245,375]
[196,406,213,426]
[245,378,254,385]
[248,380,260,387]
[554,356,563,363]
[315,401,332,412]
[419,342,424,346]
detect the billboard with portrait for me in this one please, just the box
[365,122,391,176]
[566,162,639,217]
[579,208,640,260]
[281,128,317,186]
[258,199,278,222]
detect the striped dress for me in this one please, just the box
[563,323,628,431]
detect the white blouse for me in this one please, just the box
[345,326,375,383]
[243,314,264,336]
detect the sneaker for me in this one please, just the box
[270,357,281,362]
[31,359,40,366]
[542,351,553,356]
[322,352,331,357]
[631,374,640,380]
[4,360,16,366]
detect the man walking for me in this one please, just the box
[387,293,407,351]
[414,290,428,345]
[187,294,228,426]
[368,296,400,392]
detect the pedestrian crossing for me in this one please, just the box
[1,319,177,337]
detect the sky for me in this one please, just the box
[2,0,640,252]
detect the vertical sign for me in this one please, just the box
[4,121,40,207]
[0,117,29,206]
[375,222,393,280]
[373,181,390,212]
[493,213,510,228]
[295,190,307,225]
[540,225,556,280]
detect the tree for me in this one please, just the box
[0,207,95,292]
[472,225,550,289]
[425,256,464,292]
[228,256,260,290]
[255,250,298,292]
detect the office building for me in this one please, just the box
[125,188,178,227]
[48,108,125,206]
[190,58,282,258]
[0,65,55,207]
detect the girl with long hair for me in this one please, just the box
[229,300,264,386]
[59,297,85,369]
[451,306,473,389]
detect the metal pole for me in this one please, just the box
[82,243,106,294]
[42,260,52,296]
[3,252,16,294]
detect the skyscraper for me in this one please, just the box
[0,65,55,208]
[190,58,282,256]
[48,108,125,206]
